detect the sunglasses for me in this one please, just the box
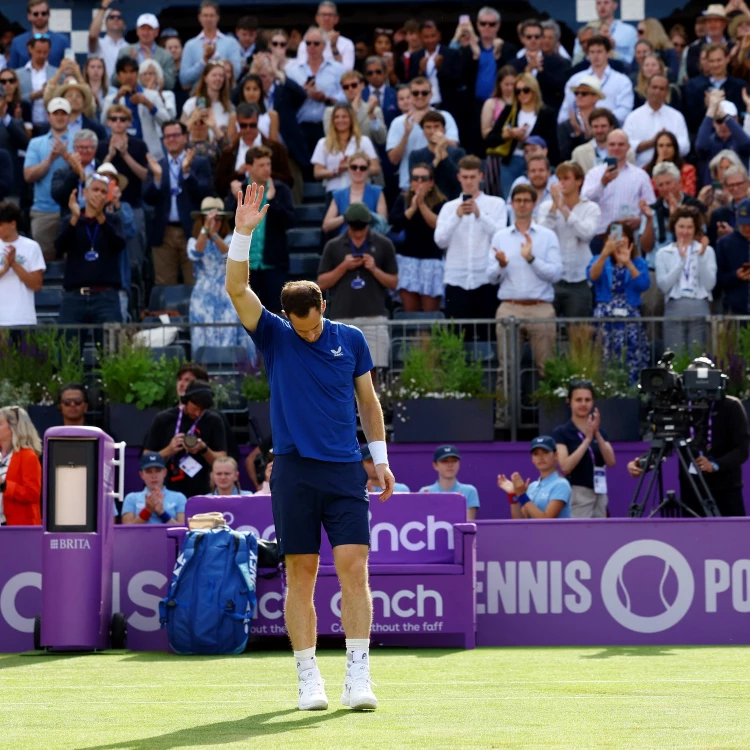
[575,90,595,96]
[411,89,430,97]
[0,77,16,84]
[108,115,130,122]
[270,40,287,47]
[31,10,50,17]
[637,27,645,34]
[411,174,431,181]
[32,32,50,40]
[90,174,111,185]
[348,221,369,230]
[478,21,498,27]
[349,164,368,171]
[374,27,393,35]
[61,398,84,406]
[307,40,323,46]
[365,69,383,76]
[238,121,258,129]
[515,87,532,94]
[525,34,541,40]
[108,13,123,20]
[342,82,360,90]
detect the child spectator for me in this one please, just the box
[419,445,480,520]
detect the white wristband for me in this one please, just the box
[227,231,252,262]
[368,440,388,466]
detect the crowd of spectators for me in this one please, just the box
[4,0,750,383]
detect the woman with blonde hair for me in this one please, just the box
[311,102,379,191]
[0,406,42,526]
[83,57,109,117]
[181,61,235,135]
[636,18,678,79]
[481,65,517,196]
[485,71,558,197]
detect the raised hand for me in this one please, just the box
[146,153,162,180]
[639,198,653,220]
[68,189,81,220]
[234,182,270,235]
[510,472,530,496]
[497,474,515,494]
[520,233,532,260]
[699,235,709,255]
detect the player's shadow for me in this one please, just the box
[580,646,677,660]
[83,708,350,749]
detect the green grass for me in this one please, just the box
[2,646,750,749]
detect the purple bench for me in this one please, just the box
[184,493,477,648]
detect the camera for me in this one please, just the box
[183,433,198,449]
[639,352,726,441]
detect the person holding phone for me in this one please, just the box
[552,381,616,518]
[587,223,650,384]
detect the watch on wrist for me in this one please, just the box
[526,255,535,264]
[198,445,208,455]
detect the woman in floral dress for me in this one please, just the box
[187,198,256,363]
[587,226,650,384]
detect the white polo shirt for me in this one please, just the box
[0,236,46,326]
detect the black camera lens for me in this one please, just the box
[184,434,198,449]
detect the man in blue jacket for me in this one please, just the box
[8,0,69,68]
[716,197,750,315]
[695,96,750,187]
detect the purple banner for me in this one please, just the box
[476,518,750,646]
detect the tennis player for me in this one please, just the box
[226,184,395,711]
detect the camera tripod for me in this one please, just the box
[628,435,721,518]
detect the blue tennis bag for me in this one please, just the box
[159,526,259,655]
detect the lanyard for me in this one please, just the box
[576,430,597,471]
[682,246,693,285]
[174,406,203,438]
[84,222,100,250]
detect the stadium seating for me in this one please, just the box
[302,182,327,203]
[43,260,65,286]
[288,253,321,277]
[148,285,193,317]
[294,203,328,226]
[34,287,63,322]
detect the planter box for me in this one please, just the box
[27,405,63,438]
[392,398,494,443]
[537,403,570,436]
[105,403,160,446]
[247,401,272,443]
[596,398,642,441]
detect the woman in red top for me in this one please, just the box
[0,406,42,526]
[645,130,697,197]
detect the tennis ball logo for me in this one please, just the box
[600,540,695,633]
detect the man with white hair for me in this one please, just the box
[296,1,354,71]
[51,129,100,210]
[179,0,242,88]
[540,20,570,60]
[558,35,633,126]
[622,74,689,167]
[581,128,655,252]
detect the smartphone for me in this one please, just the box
[196,97,207,109]
[609,224,623,241]
[306,75,316,85]
[712,180,722,191]
[107,180,117,202]
[462,193,472,201]
[459,14,470,24]
[64,48,75,61]
[604,157,617,171]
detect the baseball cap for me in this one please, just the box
[344,202,372,225]
[716,100,738,119]
[360,444,372,461]
[140,453,166,470]
[530,435,557,453]
[137,13,160,29]
[47,97,71,114]
[523,135,547,149]
[737,198,750,225]
[433,444,461,462]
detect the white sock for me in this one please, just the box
[346,638,370,666]
[294,646,317,676]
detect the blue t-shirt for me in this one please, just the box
[120,488,187,523]
[418,479,480,509]
[249,308,373,462]
[527,472,571,518]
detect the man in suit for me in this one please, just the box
[363,55,399,126]
[51,129,102,211]
[214,102,293,198]
[16,34,58,135]
[115,14,176,91]
[682,42,745,134]
[8,0,69,69]
[685,5,733,82]
[407,21,463,115]
[224,146,294,312]
[143,120,212,286]
[511,19,570,111]
[179,0,242,89]
[0,83,30,193]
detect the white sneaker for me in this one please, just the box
[298,667,329,710]
[341,662,378,710]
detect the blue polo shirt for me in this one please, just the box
[418,479,480,509]
[527,472,571,518]
[120,488,187,522]
[248,308,373,462]
[475,46,497,100]
[24,131,75,212]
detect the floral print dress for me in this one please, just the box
[593,263,649,384]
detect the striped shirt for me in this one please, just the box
[581,162,656,235]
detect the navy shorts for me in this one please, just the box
[270,451,370,555]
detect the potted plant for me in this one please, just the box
[712,321,750,419]
[99,341,181,446]
[385,325,493,443]
[242,369,271,440]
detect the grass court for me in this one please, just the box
[2,645,749,748]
